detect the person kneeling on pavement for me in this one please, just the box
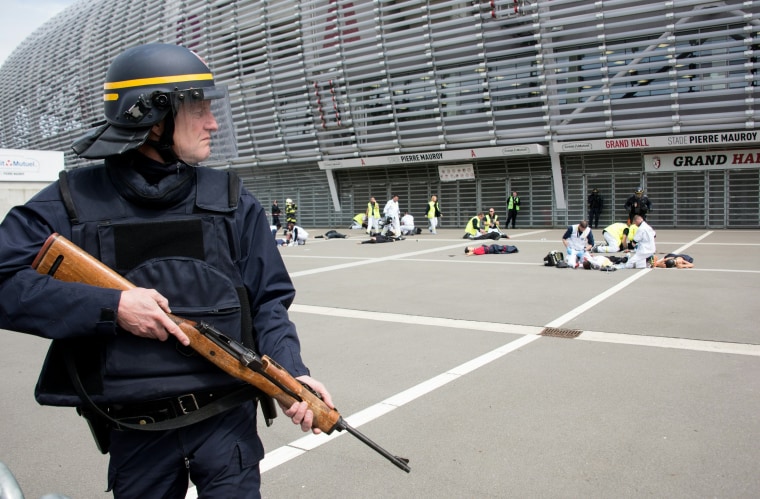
[561,220,594,268]
[614,215,656,269]
[285,222,309,246]
[593,222,637,253]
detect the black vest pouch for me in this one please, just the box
[35,337,106,406]
[96,217,244,393]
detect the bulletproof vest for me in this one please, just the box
[36,163,252,406]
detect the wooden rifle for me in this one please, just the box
[32,233,410,473]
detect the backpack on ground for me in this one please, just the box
[544,250,564,266]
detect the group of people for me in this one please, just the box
[352,194,442,238]
[276,187,669,271]
[555,185,666,271]
[272,222,309,246]
[561,214,657,270]
[271,198,298,234]
[270,199,308,246]
[355,192,520,240]
[462,208,509,240]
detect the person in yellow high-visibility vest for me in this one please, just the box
[426,195,441,234]
[463,213,486,239]
[505,191,520,229]
[366,197,381,234]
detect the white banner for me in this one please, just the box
[554,130,759,153]
[644,150,760,172]
[318,144,546,169]
[438,164,475,182]
[1,148,63,182]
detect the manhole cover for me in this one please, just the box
[539,327,582,338]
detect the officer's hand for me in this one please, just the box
[117,288,190,345]
[280,375,334,434]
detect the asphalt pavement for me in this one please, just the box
[1,226,759,498]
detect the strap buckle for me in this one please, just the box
[177,393,199,414]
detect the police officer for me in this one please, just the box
[271,199,282,229]
[625,186,651,223]
[0,43,331,498]
[587,188,603,228]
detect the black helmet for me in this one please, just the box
[73,43,232,161]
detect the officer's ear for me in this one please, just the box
[149,121,164,140]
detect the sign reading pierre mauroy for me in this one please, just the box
[555,131,758,152]
[644,150,760,172]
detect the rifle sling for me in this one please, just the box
[62,344,258,432]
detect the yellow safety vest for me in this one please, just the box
[464,216,481,236]
[427,201,439,218]
[367,202,380,218]
[507,196,520,211]
[485,214,498,228]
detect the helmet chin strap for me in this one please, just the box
[146,113,179,164]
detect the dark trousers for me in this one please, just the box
[505,209,518,228]
[107,402,263,499]
[588,209,601,228]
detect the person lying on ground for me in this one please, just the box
[464,244,519,256]
[652,255,694,268]
[359,234,397,244]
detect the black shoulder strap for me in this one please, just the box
[228,170,240,209]
[58,170,79,224]
[236,286,255,349]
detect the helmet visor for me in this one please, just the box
[170,85,238,165]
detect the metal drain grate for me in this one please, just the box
[539,327,582,338]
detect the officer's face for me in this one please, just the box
[173,100,218,165]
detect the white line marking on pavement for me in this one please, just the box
[671,230,712,254]
[578,331,760,356]
[290,304,542,335]
[288,242,471,277]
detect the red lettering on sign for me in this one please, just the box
[732,153,760,164]
[605,139,629,148]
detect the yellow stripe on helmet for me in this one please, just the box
[103,73,214,90]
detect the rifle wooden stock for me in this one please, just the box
[32,233,341,434]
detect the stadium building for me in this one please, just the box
[0,0,758,228]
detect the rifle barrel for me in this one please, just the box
[338,418,411,473]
